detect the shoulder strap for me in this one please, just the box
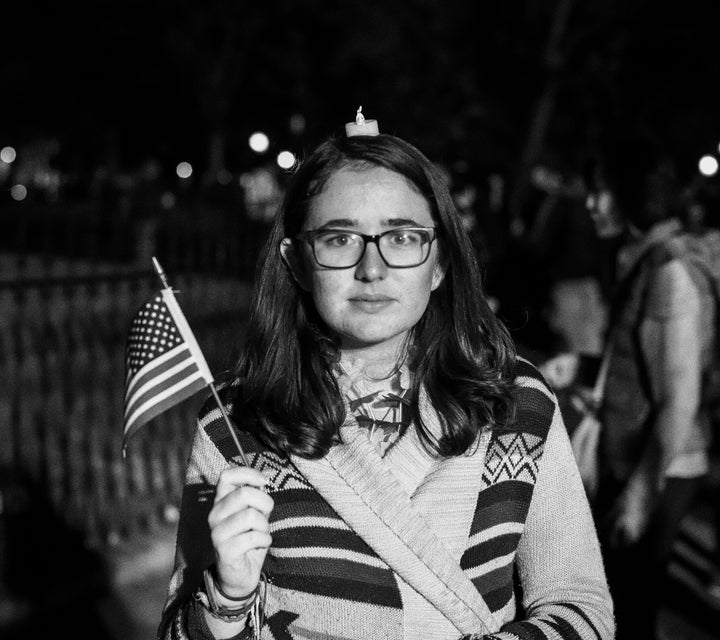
[590,342,613,405]
[678,229,720,303]
[606,232,685,331]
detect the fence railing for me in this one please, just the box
[0,251,256,551]
[0,200,273,280]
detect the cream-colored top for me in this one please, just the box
[335,354,411,457]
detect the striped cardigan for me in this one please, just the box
[158,358,614,640]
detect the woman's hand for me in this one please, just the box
[603,473,655,548]
[208,466,274,600]
[539,352,579,390]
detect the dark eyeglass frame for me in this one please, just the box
[294,226,439,269]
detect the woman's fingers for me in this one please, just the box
[218,529,273,558]
[208,466,274,553]
[212,483,274,522]
[211,502,272,544]
[206,466,274,594]
[214,466,268,501]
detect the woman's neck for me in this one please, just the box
[339,341,409,381]
[339,352,402,381]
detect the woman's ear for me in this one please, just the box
[431,261,445,291]
[280,238,311,291]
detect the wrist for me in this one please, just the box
[195,565,258,622]
[209,564,256,605]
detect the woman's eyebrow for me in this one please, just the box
[386,217,424,227]
[315,218,357,229]
[314,217,425,230]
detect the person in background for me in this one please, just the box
[524,164,609,356]
[542,132,716,640]
[158,116,614,640]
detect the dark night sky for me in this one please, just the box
[2,0,720,182]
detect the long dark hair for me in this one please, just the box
[231,134,517,459]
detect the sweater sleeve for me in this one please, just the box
[157,419,253,640]
[486,398,615,640]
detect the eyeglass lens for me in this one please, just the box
[311,229,432,268]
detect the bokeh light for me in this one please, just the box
[160,191,176,209]
[249,132,270,153]
[217,169,232,185]
[698,154,719,177]
[276,150,296,170]
[0,146,16,163]
[176,161,193,179]
[10,184,27,200]
[289,114,306,135]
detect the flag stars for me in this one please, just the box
[125,295,188,371]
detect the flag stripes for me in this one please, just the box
[124,348,208,441]
[161,288,214,383]
[124,372,206,444]
[125,343,195,401]
[122,287,214,451]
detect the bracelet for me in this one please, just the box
[208,564,257,603]
[195,566,258,622]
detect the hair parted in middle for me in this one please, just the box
[230,133,517,460]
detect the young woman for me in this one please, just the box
[158,124,613,640]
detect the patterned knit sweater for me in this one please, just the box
[158,358,614,640]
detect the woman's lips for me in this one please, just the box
[349,295,394,312]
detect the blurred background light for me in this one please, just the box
[10,184,27,200]
[160,191,176,209]
[698,154,719,177]
[176,161,193,179]
[1,146,16,163]
[217,169,232,185]
[249,132,270,153]
[289,114,306,136]
[276,150,296,170]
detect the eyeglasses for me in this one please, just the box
[294,227,438,269]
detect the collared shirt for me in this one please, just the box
[334,355,411,457]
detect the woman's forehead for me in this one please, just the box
[304,166,432,227]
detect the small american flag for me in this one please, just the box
[123,287,214,451]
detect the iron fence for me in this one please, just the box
[0,207,265,552]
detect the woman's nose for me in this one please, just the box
[354,240,388,281]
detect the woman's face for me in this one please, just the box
[284,166,444,360]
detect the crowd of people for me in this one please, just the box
[154,113,719,640]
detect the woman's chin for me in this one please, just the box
[339,330,409,357]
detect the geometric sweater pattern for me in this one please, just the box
[158,357,614,640]
[460,363,552,616]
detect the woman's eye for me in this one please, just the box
[388,231,419,245]
[321,233,355,247]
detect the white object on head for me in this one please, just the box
[345,106,379,137]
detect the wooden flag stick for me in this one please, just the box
[152,256,171,289]
[208,385,250,467]
[151,256,250,467]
